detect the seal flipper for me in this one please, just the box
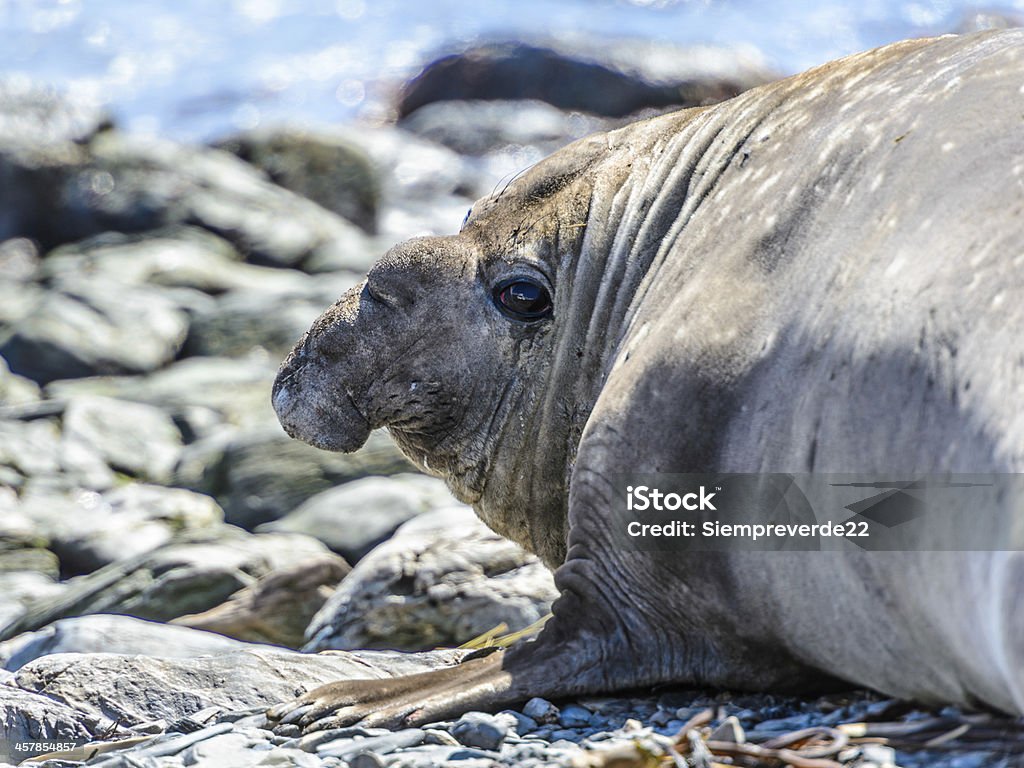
[266,636,599,732]
[266,653,515,732]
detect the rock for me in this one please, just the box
[304,506,557,652]
[215,127,381,234]
[316,728,426,759]
[559,705,594,729]
[0,269,44,334]
[349,753,388,768]
[0,417,62,486]
[8,646,465,735]
[171,554,350,648]
[258,474,455,562]
[310,125,481,247]
[400,98,609,157]
[0,686,97,763]
[0,528,330,641]
[12,484,223,577]
[397,38,777,119]
[61,395,183,483]
[39,227,362,304]
[42,226,240,289]
[0,416,113,491]
[175,425,415,530]
[0,127,371,269]
[183,279,360,359]
[0,615,260,671]
[45,354,280,433]
[0,236,40,279]
[0,571,65,628]
[80,133,373,269]
[451,712,510,751]
[0,274,190,384]
[0,356,41,406]
[523,698,560,725]
[0,492,60,580]
[179,730,257,767]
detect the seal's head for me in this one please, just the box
[273,138,616,566]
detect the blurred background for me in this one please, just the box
[4,0,1023,140]
[1,1,1023,753]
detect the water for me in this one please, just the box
[1,0,1021,141]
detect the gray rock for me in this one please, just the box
[46,355,280,432]
[12,484,222,576]
[0,571,65,628]
[176,425,415,530]
[61,395,183,483]
[500,709,538,735]
[397,38,777,119]
[400,99,609,157]
[0,528,329,641]
[0,416,113,491]
[1,126,373,269]
[451,712,509,751]
[0,236,40,281]
[0,269,45,332]
[316,728,426,759]
[40,227,360,303]
[348,753,387,768]
[522,698,560,724]
[179,730,261,766]
[9,646,464,734]
[0,418,62,485]
[183,280,360,360]
[215,127,381,234]
[0,615,259,671]
[258,474,455,562]
[171,554,350,648]
[0,275,189,384]
[0,686,97,762]
[310,125,480,247]
[304,506,557,652]
[548,729,584,741]
[0,355,41,406]
[42,227,241,289]
[559,704,593,729]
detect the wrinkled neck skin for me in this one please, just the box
[274,110,708,568]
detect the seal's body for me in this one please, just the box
[271,30,1024,728]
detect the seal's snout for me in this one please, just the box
[272,347,372,454]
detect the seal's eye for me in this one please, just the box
[493,278,553,321]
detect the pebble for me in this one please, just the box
[558,704,592,728]
[316,728,426,760]
[522,697,560,724]
[451,711,509,750]
[499,709,538,734]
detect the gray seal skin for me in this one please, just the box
[269,29,1024,730]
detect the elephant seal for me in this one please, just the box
[269,29,1024,729]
